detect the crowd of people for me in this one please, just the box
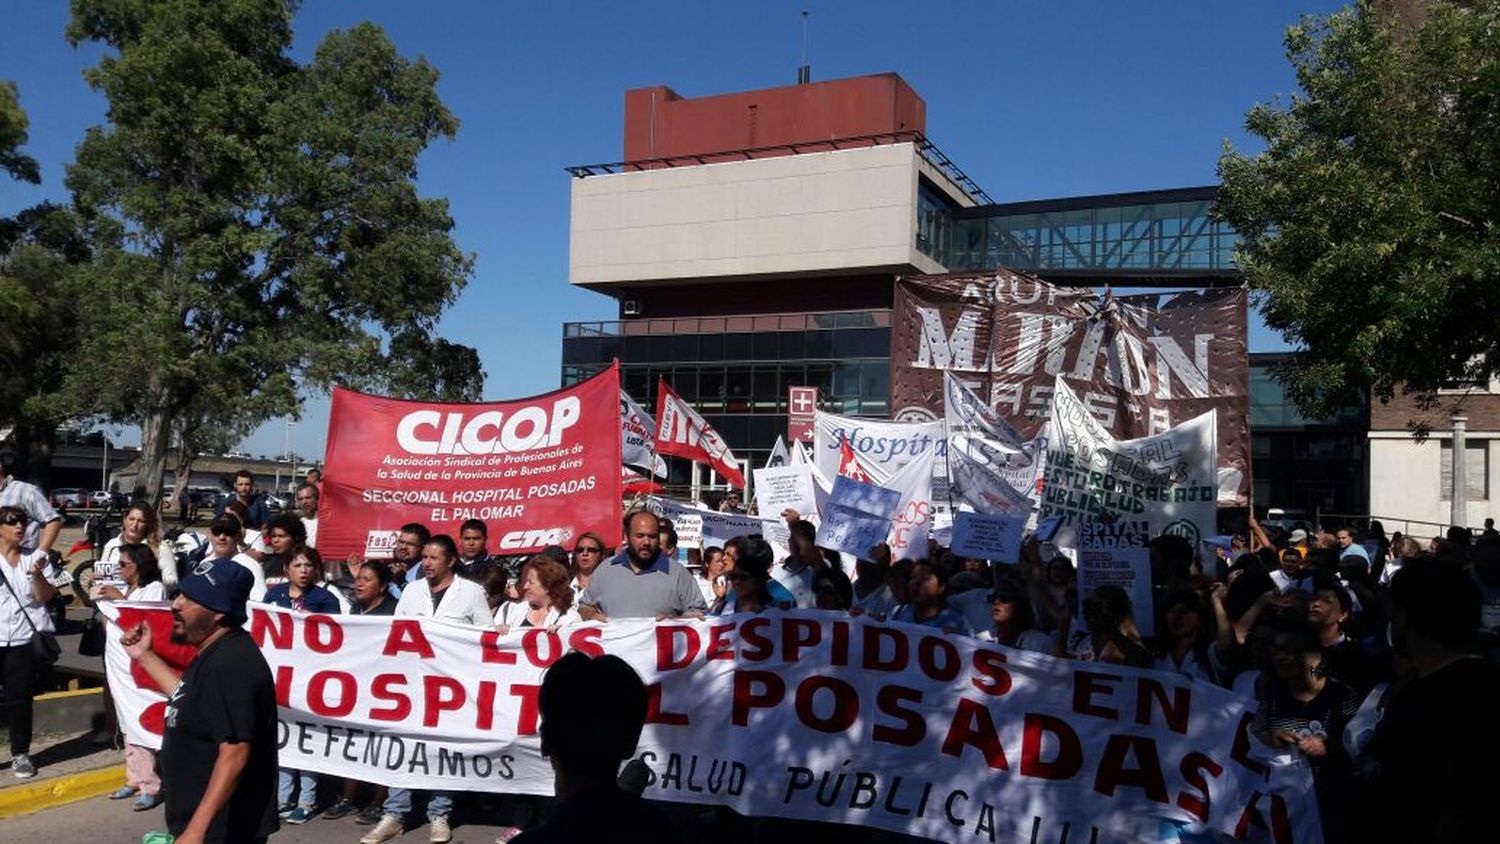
[3,458,1499,843]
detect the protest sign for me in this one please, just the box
[945,373,1044,515]
[648,497,788,557]
[950,512,1026,562]
[100,603,1318,843]
[752,464,817,517]
[883,447,934,561]
[891,272,1250,504]
[318,366,622,559]
[656,378,746,487]
[1077,519,1156,638]
[673,513,703,550]
[1040,378,1219,548]
[815,476,901,558]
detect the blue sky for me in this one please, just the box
[1,0,1345,459]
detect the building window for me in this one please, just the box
[1440,440,1489,500]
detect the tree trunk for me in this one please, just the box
[138,407,172,509]
[172,429,196,524]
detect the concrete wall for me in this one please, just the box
[570,143,947,287]
[1368,431,1498,534]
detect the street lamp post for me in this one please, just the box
[284,420,297,494]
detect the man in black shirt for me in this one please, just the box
[456,518,496,581]
[123,557,278,844]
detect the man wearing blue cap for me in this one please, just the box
[122,557,279,844]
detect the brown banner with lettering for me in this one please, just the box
[890,271,1250,504]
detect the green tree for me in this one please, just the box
[0,80,41,184]
[64,0,484,503]
[1217,0,1500,423]
[1,78,84,485]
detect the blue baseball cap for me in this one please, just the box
[178,557,253,623]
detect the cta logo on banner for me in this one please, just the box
[787,386,818,443]
[889,272,1250,505]
[317,365,623,559]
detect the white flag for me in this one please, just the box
[621,390,667,478]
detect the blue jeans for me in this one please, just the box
[277,767,317,808]
[383,788,452,821]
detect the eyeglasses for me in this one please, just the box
[210,526,238,537]
[0,516,26,527]
[574,546,603,555]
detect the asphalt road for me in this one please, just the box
[5,792,536,843]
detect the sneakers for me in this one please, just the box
[277,802,296,818]
[10,754,36,778]
[429,815,452,843]
[353,804,384,826]
[285,806,318,824]
[359,814,405,844]
[322,797,357,820]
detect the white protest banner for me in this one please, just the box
[813,412,948,505]
[622,390,668,478]
[1077,519,1156,638]
[1040,378,1218,547]
[673,513,703,550]
[950,512,1027,562]
[815,476,901,558]
[945,373,1044,515]
[752,464,817,517]
[100,603,1319,843]
[648,497,789,557]
[883,447,934,561]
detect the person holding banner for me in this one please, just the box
[364,535,490,844]
[97,544,167,810]
[567,533,608,597]
[120,557,278,844]
[890,562,965,632]
[577,512,705,622]
[494,556,580,633]
[723,538,779,615]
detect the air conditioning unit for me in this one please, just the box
[622,299,643,316]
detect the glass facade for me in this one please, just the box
[919,188,1238,276]
[563,310,893,473]
[1248,356,1369,516]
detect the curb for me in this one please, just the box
[0,764,127,819]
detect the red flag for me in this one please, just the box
[838,439,872,483]
[622,465,664,495]
[654,378,746,488]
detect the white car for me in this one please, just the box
[89,490,113,507]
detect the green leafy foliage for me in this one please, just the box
[62,0,484,499]
[1217,0,1500,420]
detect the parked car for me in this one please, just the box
[50,488,88,509]
[89,490,113,508]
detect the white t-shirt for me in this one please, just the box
[301,517,318,549]
[1,548,61,645]
[396,576,492,626]
[232,553,268,603]
[125,580,167,603]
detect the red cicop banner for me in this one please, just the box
[318,365,622,559]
